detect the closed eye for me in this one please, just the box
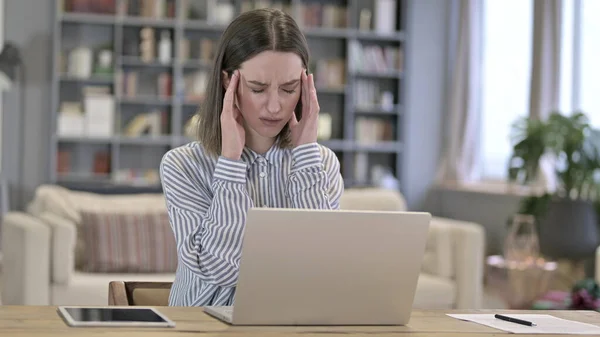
[251,88,296,94]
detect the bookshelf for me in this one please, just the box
[51,0,406,190]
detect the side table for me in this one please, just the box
[486,255,558,309]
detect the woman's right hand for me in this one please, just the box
[220,70,245,160]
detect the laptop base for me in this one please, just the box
[204,306,233,324]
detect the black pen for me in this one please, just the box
[495,314,537,326]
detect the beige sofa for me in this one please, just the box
[1,185,485,309]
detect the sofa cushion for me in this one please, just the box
[413,273,456,309]
[79,211,177,273]
[339,188,407,211]
[27,184,168,269]
[27,184,167,224]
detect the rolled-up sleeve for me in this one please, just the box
[286,142,344,209]
[160,151,253,288]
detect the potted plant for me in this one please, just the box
[507,111,600,260]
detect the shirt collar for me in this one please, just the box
[240,138,286,167]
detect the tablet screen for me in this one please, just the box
[63,307,168,323]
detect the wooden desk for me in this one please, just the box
[0,306,599,336]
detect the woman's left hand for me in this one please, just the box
[289,70,320,147]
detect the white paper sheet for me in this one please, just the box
[447,314,600,334]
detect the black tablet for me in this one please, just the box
[57,306,176,328]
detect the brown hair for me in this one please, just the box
[196,8,310,157]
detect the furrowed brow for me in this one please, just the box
[247,79,300,87]
[281,79,300,86]
[247,80,268,87]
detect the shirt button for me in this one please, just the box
[259,172,266,178]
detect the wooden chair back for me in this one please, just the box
[108,281,172,306]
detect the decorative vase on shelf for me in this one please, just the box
[504,214,540,264]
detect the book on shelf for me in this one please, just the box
[57,85,115,138]
[239,1,347,29]
[355,117,394,143]
[55,149,111,178]
[314,59,345,91]
[197,0,235,24]
[62,0,116,14]
[317,113,333,141]
[122,110,169,137]
[93,151,111,175]
[57,151,71,174]
[354,79,396,110]
[183,70,208,103]
[179,37,216,64]
[84,92,115,138]
[350,41,403,73]
[117,70,173,99]
[124,0,176,18]
[295,2,348,29]
[157,72,173,98]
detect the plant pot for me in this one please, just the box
[538,198,600,260]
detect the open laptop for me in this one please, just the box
[204,208,431,326]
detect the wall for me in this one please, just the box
[2,0,53,210]
[401,0,450,210]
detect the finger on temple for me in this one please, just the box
[224,70,238,107]
[302,70,308,107]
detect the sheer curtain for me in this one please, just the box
[529,0,562,192]
[438,0,566,185]
[435,0,482,184]
[529,0,562,120]
[479,0,533,180]
[579,0,600,125]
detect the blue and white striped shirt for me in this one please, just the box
[159,140,344,306]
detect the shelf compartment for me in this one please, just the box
[59,13,117,25]
[183,21,228,32]
[51,0,408,192]
[59,74,114,84]
[353,141,403,153]
[316,86,347,95]
[114,144,169,186]
[56,136,113,144]
[56,142,112,182]
[119,96,172,105]
[352,70,403,79]
[318,140,402,153]
[121,17,176,28]
[303,27,348,39]
[351,151,400,187]
[116,135,173,146]
[120,57,174,68]
[354,105,401,115]
[354,30,405,42]
[181,59,212,69]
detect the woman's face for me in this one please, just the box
[224,51,304,140]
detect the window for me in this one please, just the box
[578,0,600,127]
[479,0,533,180]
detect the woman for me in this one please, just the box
[159,8,344,306]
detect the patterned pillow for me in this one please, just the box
[79,211,177,273]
